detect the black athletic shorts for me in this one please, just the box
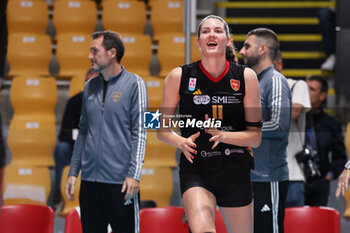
[179,154,253,207]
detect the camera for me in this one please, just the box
[295,148,321,180]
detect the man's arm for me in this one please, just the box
[290,80,311,121]
[66,90,88,201]
[262,75,292,138]
[127,76,148,181]
[291,103,304,121]
[123,76,148,201]
[328,118,348,179]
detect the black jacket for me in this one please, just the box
[306,108,347,179]
[58,92,83,145]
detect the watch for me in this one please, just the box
[345,160,350,170]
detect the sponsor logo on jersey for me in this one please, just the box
[200,150,221,158]
[212,96,240,104]
[193,95,210,105]
[193,89,202,95]
[113,92,123,102]
[193,95,240,105]
[224,148,245,156]
[188,77,197,92]
[230,79,240,91]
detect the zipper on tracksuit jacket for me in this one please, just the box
[95,79,109,181]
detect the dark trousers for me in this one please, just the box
[252,181,289,233]
[305,178,330,206]
[318,8,336,56]
[79,181,140,233]
[285,181,305,207]
[54,141,73,188]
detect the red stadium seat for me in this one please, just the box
[0,204,54,233]
[215,208,228,233]
[140,207,189,233]
[284,206,340,233]
[65,208,83,233]
[65,207,113,233]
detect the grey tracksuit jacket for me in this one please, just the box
[69,68,148,183]
[251,65,292,182]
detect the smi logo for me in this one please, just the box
[193,95,238,105]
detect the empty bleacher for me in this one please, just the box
[102,0,147,35]
[7,0,49,35]
[52,0,98,36]
[55,33,91,79]
[7,33,52,78]
[3,164,51,205]
[8,76,57,167]
[215,0,336,79]
[121,33,153,76]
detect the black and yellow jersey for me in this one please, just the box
[178,60,253,174]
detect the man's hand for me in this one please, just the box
[336,169,350,197]
[121,177,139,201]
[65,176,77,201]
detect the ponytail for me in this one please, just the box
[226,43,237,63]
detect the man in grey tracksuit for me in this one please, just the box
[65,31,148,233]
[240,28,292,233]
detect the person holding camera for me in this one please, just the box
[304,75,347,206]
[285,78,311,207]
[273,51,312,207]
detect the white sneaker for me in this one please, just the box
[321,54,336,71]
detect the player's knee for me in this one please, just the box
[190,226,216,233]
